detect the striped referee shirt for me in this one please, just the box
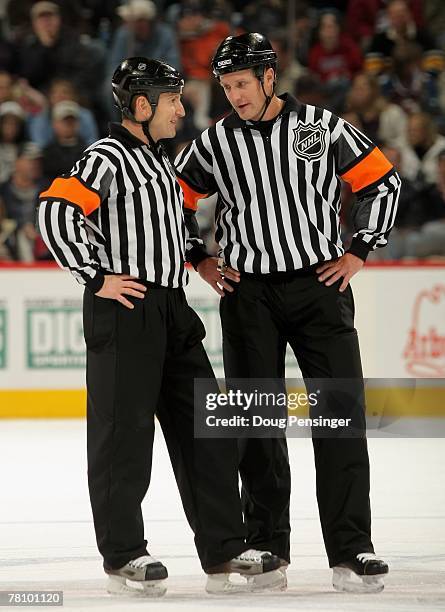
[175,93,401,273]
[38,123,190,292]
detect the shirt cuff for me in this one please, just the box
[187,245,211,270]
[347,236,371,262]
[84,271,105,293]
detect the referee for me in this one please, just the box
[175,33,401,593]
[38,56,280,596]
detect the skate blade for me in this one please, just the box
[206,569,287,594]
[333,567,385,593]
[247,569,287,592]
[107,575,167,597]
[206,573,252,594]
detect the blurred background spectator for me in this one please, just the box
[0,101,28,183]
[110,0,180,70]
[0,0,443,261]
[241,0,286,38]
[411,150,445,257]
[308,9,362,112]
[344,72,407,145]
[347,0,424,52]
[364,0,444,76]
[295,73,327,108]
[105,0,180,116]
[0,69,46,115]
[176,0,231,129]
[16,2,105,112]
[423,0,445,51]
[379,42,443,118]
[41,100,86,183]
[0,142,44,261]
[400,112,445,183]
[270,31,306,95]
[28,78,99,148]
[367,145,445,259]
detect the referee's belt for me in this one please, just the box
[241,264,319,283]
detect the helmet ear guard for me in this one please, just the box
[252,63,277,86]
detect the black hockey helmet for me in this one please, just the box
[211,33,277,81]
[111,57,184,121]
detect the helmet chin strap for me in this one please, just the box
[125,94,158,148]
[140,95,158,148]
[248,69,276,125]
[257,79,273,122]
[141,112,157,149]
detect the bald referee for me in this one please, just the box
[176,33,401,593]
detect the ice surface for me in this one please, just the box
[0,420,444,611]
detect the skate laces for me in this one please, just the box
[357,553,377,564]
[237,549,269,563]
[128,555,158,569]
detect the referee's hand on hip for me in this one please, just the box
[196,257,240,297]
[316,253,364,292]
[95,274,147,309]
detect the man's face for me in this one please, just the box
[388,1,411,30]
[15,156,41,181]
[32,11,61,42]
[349,75,373,107]
[149,92,185,140]
[49,82,75,105]
[319,14,340,50]
[1,114,22,142]
[129,17,152,41]
[53,116,79,140]
[220,68,272,122]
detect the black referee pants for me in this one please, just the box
[84,285,246,571]
[220,270,374,567]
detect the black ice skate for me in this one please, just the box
[105,554,168,597]
[333,552,389,593]
[206,549,285,593]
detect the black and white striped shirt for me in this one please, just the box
[175,93,401,273]
[38,123,189,292]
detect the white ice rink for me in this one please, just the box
[1,419,444,612]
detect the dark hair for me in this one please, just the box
[0,113,26,143]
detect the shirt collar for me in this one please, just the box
[222,93,301,129]
[108,122,148,148]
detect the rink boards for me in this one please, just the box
[0,263,444,417]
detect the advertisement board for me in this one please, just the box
[0,264,444,416]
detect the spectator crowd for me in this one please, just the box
[0,0,444,261]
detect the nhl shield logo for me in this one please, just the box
[293,121,327,161]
